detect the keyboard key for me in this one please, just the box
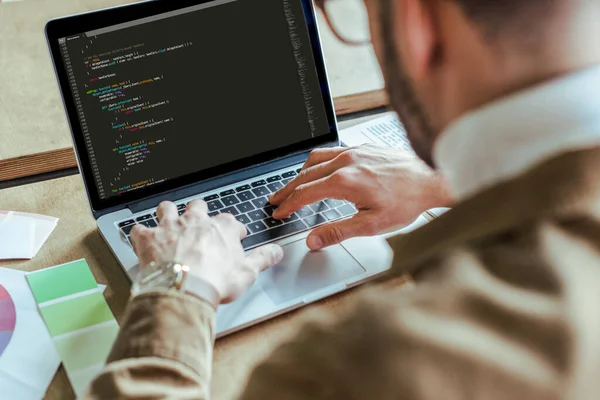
[235,214,251,224]
[296,207,314,218]
[221,206,239,216]
[236,184,251,192]
[324,199,345,208]
[303,213,327,227]
[252,197,270,208]
[264,205,277,216]
[296,168,302,173]
[242,220,308,249]
[247,221,267,234]
[121,224,136,235]
[264,217,283,228]
[220,189,235,196]
[309,201,329,213]
[282,178,292,185]
[136,214,153,222]
[178,209,185,216]
[208,211,219,217]
[324,209,342,221]
[177,203,186,210]
[140,219,158,228]
[267,182,283,192]
[283,213,299,223]
[118,219,135,228]
[337,204,357,217]
[252,187,270,197]
[251,179,267,187]
[267,175,282,182]
[237,191,255,202]
[282,171,297,178]
[248,209,267,221]
[236,202,255,213]
[207,200,224,211]
[221,195,240,206]
[204,194,219,201]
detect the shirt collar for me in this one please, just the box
[433,65,600,201]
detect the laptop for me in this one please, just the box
[46,0,393,336]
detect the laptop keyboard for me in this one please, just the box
[117,169,357,250]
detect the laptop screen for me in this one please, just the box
[54,0,333,207]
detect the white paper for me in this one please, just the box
[340,112,413,151]
[0,219,34,259]
[0,268,61,399]
[0,212,58,260]
[29,214,59,256]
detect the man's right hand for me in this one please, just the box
[269,144,452,250]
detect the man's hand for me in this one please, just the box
[269,144,452,250]
[130,200,284,304]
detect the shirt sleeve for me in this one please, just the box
[83,290,216,400]
[83,247,565,400]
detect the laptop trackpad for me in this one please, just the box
[258,239,365,305]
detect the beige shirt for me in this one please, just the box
[85,69,600,400]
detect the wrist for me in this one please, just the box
[133,261,221,310]
[426,171,453,209]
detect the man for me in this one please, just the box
[87,0,600,398]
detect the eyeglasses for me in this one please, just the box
[314,0,371,46]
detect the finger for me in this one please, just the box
[214,212,248,239]
[156,201,178,226]
[301,147,347,170]
[270,156,346,205]
[181,200,209,224]
[306,213,379,250]
[272,175,346,219]
[221,244,284,303]
[186,199,209,214]
[130,225,150,259]
[245,244,284,274]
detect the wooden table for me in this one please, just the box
[0,113,396,399]
[0,0,387,183]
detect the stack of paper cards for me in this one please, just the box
[0,268,61,399]
[26,260,119,397]
[0,211,58,260]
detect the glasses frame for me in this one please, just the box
[314,0,371,46]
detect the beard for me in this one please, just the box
[378,0,438,168]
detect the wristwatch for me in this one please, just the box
[132,261,220,309]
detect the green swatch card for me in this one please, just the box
[27,259,98,303]
[40,292,115,336]
[27,259,119,397]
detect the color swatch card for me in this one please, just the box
[26,259,119,397]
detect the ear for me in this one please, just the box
[395,0,438,80]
